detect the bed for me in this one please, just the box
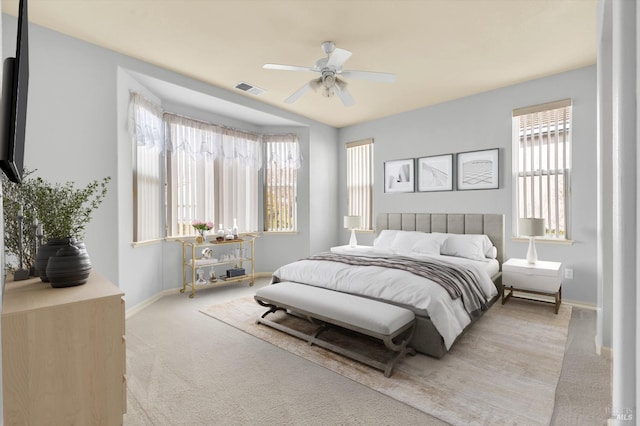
[266,213,504,358]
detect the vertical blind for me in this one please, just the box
[129,92,164,242]
[346,139,373,230]
[513,99,571,239]
[164,114,218,236]
[164,114,262,236]
[263,134,301,232]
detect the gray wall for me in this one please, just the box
[338,66,598,305]
[4,15,339,311]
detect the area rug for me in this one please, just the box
[201,296,571,425]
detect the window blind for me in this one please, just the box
[129,92,164,242]
[264,134,301,232]
[513,100,571,238]
[346,139,373,230]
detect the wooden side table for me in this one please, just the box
[501,258,562,314]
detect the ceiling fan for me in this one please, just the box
[263,41,395,107]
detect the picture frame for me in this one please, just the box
[417,154,454,192]
[384,158,415,193]
[456,148,499,190]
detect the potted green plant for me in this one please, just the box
[27,175,111,286]
[1,169,38,275]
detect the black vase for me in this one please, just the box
[46,242,92,288]
[35,238,74,282]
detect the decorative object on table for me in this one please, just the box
[519,217,546,264]
[232,218,239,239]
[30,175,110,285]
[226,267,245,278]
[343,215,362,248]
[1,169,38,274]
[384,158,415,193]
[196,270,207,284]
[30,217,39,276]
[456,148,499,190]
[201,247,213,259]
[192,220,213,244]
[417,154,454,192]
[45,240,92,288]
[217,224,225,241]
[225,229,235,240]
[13,205,29,281]
[209,270,217,283]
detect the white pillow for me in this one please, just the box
[441,234,492,261]
[411,233,449,255]
[390,231,429,251]
[373,230,400,249]
[485,246,498,259]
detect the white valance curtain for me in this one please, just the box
[163,113,262,170]
[129,92,164,151]
[263,133,303,169]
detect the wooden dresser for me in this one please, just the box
[2,272,126,425]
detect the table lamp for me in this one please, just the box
[344,215,362,248]
[519,218,545,264]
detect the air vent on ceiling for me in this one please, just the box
[234,82,265,96]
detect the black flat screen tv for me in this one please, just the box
[0,0,29,184]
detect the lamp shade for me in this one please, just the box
[519,218,545,237]
[344,215,362,229]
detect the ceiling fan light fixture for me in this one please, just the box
[264,41,395,106]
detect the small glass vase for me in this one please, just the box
[196,230,206,244]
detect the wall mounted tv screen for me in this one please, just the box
[0,0,29,184]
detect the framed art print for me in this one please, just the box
[384,158,415,193]
[417,154,453,192]
[456,148,499,190]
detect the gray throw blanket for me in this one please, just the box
[306,252,489,319]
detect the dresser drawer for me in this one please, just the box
[503,270,561,293]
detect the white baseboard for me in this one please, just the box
[125,272,273,319]
[596,339,613,359]
[125,288,180,319]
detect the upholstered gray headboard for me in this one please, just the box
[376,213,505,268]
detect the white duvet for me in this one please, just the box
[272,247,498,349]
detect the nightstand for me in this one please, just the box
[502,258,562,314]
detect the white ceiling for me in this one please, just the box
[2,0,598,128]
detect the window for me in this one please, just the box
[346,139,373,230]
[130,92,164,242]
[513,99,571,239]
[129,91,294,240]
[164,114,262,237]
[263,134,301,232]
[164,114,218,237]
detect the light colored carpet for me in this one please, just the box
[201,295,572,426]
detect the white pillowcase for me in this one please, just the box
[411,233,449,255]
[391,231,430,252]
[485,245,498,259]
[373,230,400,249]
[440,234,495,261]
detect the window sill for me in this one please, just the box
[511,237,574,245]
[262,231,298,236]
[132,238,164,248]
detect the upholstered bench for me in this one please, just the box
[254,281,416,377]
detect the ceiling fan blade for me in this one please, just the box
[340,70,396,83]
[334,80,355,107]
[326,48,352,70]
[284,82,313,104]
[263,63,314,72]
